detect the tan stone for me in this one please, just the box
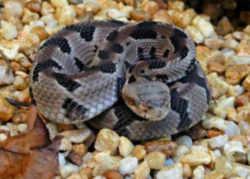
[131,10,150,21]
[243,75,250,91]
[134,161,150,179]
[95,129,120,154]
[216,16,233,35]
[181,150,211,166]
[145,140,177,157]
[153,10,172,23]
[103,170,123,179]
[225,65,250,85]
[131,145,146,160]
[119,136,134,157]
[145,152,166,170]
[0,97,14,122]
[72,144,87,156]
[140,0,159,16]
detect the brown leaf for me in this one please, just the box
[0,113,50,154]
[0,137,61,179]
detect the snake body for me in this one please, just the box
[30,21,210,141]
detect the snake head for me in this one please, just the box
[122,61,171,121]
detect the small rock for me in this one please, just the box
[134,161,150,179]
[79,167,92,179]
[176,135,193,148]
[0,61,14,85]
[0,41,20,59]
[72,144,87,157]
[68,0,82,4]
[119,157,138,175]
[243,75,250,91]
[202,116,240,137]
[182,163,192,178]
[156,163,183,179]
[216,16,233,35]
[83,1,100,14]
[205,38,224,50]
[0,21,18,40]
[232,163,250,178]
[140,0,159,16]
[167,1,185,11]
[0,97,14,122]
[51,0,69,7]
[55,6,76,25]
[0,133,7,141]
[67,173,82,179]
[186,26,204,43]
[131,10,150,21]
[239,120,250,135]
[181,146,211,166]
[223,38,239,49]
[207,73,229,98]
[208,135,228,149]
[17,123,27,133]
[193,165,205,179]
[41,2,55,16]
[224,141,246,160]
[107,8,129,20]
[91,152,121,176]
[173,145,190,158]
[145,152,166,170]
[131,145,146,160]
[207,129,224,138]
[225,64,250,85]
[95,129,120,154]
[165,158,174,167]
[207,53,226,74]
[119,136,134,157]
[153,10,172,23]
[103,170,123,179]
[3,0,23,18]
[22,8,39,24]
[192,16,215,38]
[235,92,250,107]
[46,123,58,140]
[59,138,72,151]
[212,96,235,118]
[145,140,176,157]
[60,128,94,144]
[60,163,79,178]
[25,0,42,13]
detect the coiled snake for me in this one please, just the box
[30,21,210,141]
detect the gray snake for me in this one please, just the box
[30,21,210,141]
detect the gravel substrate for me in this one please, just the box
[0,0,249,179]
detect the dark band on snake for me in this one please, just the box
[33,59,62,81]
[41,37,71,54]
[52,73,81,92]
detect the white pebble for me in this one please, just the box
[193,165,205,179]
[224,121,240,137]
[192,16,215,37]
[59,163,79,178]
[208,135,229,149]
[0,133,7,141]
[224,141,246,158]
[119,157,138,175]
[156,163,183,179]
[176,135,193,148]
